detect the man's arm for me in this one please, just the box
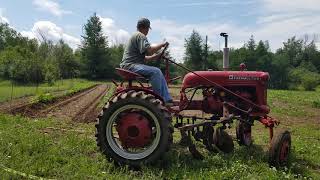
[146,42,168,55]
[144,53,161,62]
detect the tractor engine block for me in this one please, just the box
[202,89,223,114]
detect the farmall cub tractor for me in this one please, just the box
[95,33,291,168]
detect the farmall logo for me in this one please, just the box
[229,75,261,81]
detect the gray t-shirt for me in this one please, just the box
[120,32,151,69]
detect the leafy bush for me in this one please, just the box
[289,67,320,91]
[0,24,81,84]
[34,93,55,104]
[312,100,320,108]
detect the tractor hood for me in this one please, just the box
[182,71,269,88]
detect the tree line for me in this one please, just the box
[184,31,320,90]
[0,14,319,90]
[0,13,124,85]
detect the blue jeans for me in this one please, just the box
[128,64,172,102]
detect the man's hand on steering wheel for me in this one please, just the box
[159,42,169,59]
[147,42,169,62]
[162,42,169,48]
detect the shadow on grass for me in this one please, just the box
[158,144,266,169]
[133,143,318,178]
[289,151,320,176]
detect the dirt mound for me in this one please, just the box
[0,96,32,113]
[43,84,108,122]
[1,84,110,123]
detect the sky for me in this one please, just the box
[0,0,320,61]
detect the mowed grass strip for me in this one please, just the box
[0,79,99,103]
[0,89,319,179]
[268,89,320,118]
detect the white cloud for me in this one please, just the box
[262,0,320,12]
[33,0,72,17]
[21,31,37,39]
[0,15,9,24]
[169,1,256,7]
[254,17,320,49]
[151,0,320,61]
[20,17,129,50]
[256,0,320,49]
[257,13,305,24]
[98,16,130,46]
[152,17,320,61]
[0,8,9,24]
[21,21,80,49]
[151,19,249,62]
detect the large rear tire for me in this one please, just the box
[269,130,291,168]
[95,90,173,167]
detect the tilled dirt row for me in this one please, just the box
[0,85,99,115]
[0,89,70,113]
[0,96,31,113]
[44,84,109,122]
[0,84,110,123]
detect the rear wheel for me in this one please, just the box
[95,91,173,167]
[236,121,253,146]
[269,130,291,168]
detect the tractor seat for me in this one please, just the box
[115,68,147,81]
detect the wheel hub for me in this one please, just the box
[116,112,152,148]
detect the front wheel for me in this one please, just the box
[269,130,291,168]
[95,91,173,167]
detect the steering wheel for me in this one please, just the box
[159,43,169,59]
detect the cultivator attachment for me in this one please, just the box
[174,113,237,158]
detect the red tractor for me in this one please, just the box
[95,33,291,168]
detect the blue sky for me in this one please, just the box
[0,0,319,60]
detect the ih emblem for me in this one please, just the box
[229,75,261,81]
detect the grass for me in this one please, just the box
[0,88,319,179]
[0,79,99,103]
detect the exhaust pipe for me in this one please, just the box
[220,33,229,71]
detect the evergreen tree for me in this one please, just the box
[81,13,111,79]
[184,30,204,70]
[281,37,304,67]
[244,35,257,70]
[303,40,319,72]
[229,47,247,70]
[246,35,256,51]
[206,50,220,70]
[255,40,273,72]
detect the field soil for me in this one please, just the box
[0,84,109,123]
[0,89,71,113]
[0,96,31,113]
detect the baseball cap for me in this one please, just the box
[137,18,151,29]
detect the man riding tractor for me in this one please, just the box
[119,18,173,106]
[95,20,291,168]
